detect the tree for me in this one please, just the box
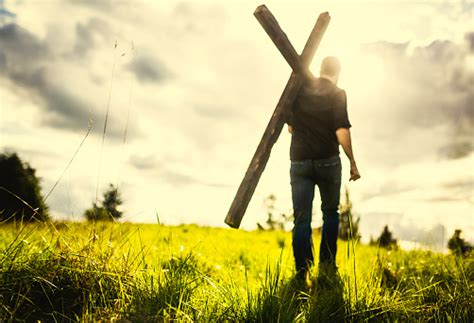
[447,229,472,256]
[257,194,292,231]
[84,184,123,221]
[372,225,398,249]
[0,152,49,222]
[338,187,360,240]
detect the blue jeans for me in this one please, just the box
[290,155,342,276]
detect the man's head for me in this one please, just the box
[320,56,341,84]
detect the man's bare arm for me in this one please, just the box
[335,128,360,181]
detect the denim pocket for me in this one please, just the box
[290,160,312,179]
[315,162,341,184]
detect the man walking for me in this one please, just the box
[287,56,360,281]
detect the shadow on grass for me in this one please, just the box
[305,266,346,323]
[238,262,347,322]
[245,267,303,322]
[127,252,205,321]
[0,248,125,322]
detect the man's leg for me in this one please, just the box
[290,161,315,279]
[316,160,342,266]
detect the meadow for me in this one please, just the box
[0,221,472,322]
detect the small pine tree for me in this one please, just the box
[0,152,49,221]
[257,194,292,231]
[84,184,123,221]
[447,229,472,256]
[338,187,361,241]
[264,194,277,230]
[102,184,123,219]
[376,225,398,249]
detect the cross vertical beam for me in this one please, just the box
[225,5,330,229]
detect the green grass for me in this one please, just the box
[0,221,472,322]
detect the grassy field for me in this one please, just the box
[0,221,472,322]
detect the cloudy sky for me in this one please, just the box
[0,0,472,246]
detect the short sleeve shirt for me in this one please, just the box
[287,77,351,161]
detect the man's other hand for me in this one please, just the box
[335,128,360,181]
[350,163,361,181]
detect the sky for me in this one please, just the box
[0,0,472,248]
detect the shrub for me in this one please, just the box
[0,152,49,222]
[84,184,123,221]
[338,187,361,240]
[447,229,472,256]
[371,225,398,249]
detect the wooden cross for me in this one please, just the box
[225,5,331,228]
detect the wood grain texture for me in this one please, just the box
[225,6,330,229]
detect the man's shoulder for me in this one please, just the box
[303,77,345,98]
[333,86,346,98]
[321,78,345,94]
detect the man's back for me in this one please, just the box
[288,56,360,285]
[288,77,351,161]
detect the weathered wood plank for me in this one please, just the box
[254,6,305,75]
[224,6,330,228]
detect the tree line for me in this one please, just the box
[0,151,471,256]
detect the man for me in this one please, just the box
[287,56,360,281]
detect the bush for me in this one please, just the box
[0,152,49,222]
[338,187,360,240]
[371,225,398,249]
[84,184,123,221]
[447,229,472,256]
[257,194,292,231]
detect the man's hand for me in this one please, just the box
[335,128,361,182]
[350,162,361,181]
